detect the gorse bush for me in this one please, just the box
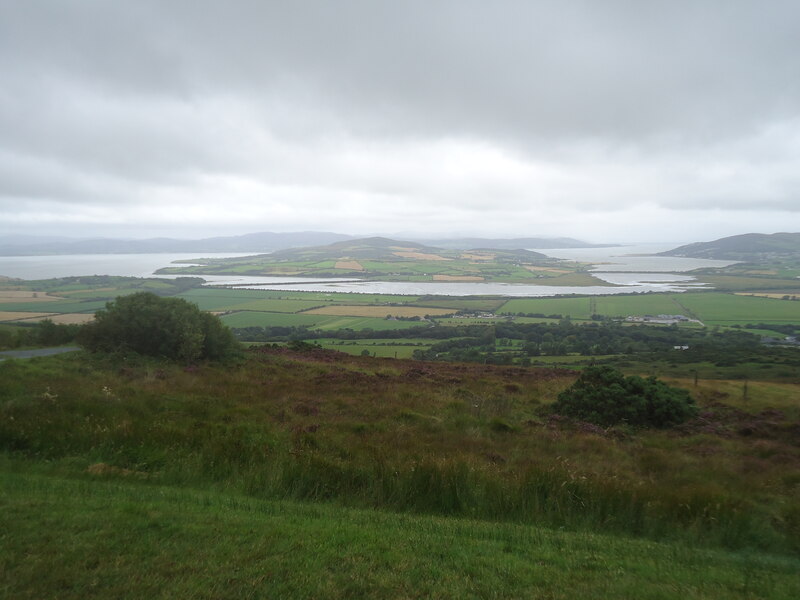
[78,292,237,361]
[553,366,697,428]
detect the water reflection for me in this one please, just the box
[223,279,703,297]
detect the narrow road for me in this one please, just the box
[0,346,81,361]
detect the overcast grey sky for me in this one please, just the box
[1,0,798,243]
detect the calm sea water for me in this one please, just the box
[0,245,735,297]
[0,253,254,280]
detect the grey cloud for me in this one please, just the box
[5,1,800,143]
[1,1,799,239]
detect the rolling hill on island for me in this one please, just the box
[660,232,800,260]
[268,236,548,261]
[155,236,603,284]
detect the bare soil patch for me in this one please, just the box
[0,291,64,301]
[741,270,779,275]
[0,311,56,322]
[334,260,365,271]
[735,292,799,299]
[432,274,485,281]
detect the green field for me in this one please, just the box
[219,311,333,328]
[3,274,800,342]
[696,274,800,291]
[178,294,326,313]
[499,292,800,325]
[220,311,426,330]
[177,287,423,305]
[676,293,800,325]
[500,294,688,319]
[407,297,509,311]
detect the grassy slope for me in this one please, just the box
[3,469,799,600]
[220,311,425,329]
[2,351,799,552]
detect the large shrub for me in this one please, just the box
[79,292,237,361]
[552,366,697,428]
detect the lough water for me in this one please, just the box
[224,278,705,297]
[543,243,738,273]
[0,245,736,297]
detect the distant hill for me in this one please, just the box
[269,237,548,261]
[0,231,355,256]
[0,231,609,257]
[155,236,562,282]
[420,237,616,250]
[659,232,800,260]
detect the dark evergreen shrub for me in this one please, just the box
[552,366,697,428]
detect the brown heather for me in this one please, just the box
[1,346,799,554]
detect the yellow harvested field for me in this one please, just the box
[433,274,484,281]
[741,270,779,275]
[10,312,95,324]
[524,266,571,274]
[334,260,365,271]
[303,305,455,318]
[0,291,64,301]
[0,311,57,322]
[392,251,450,261]
[735,292,800,300]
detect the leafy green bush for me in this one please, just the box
[78,292,237,361]
[552,366,697,428]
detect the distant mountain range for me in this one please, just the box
[0,232,355,256]
[418,237,616,250]
[659,232,800,260]
[0,232,611,256]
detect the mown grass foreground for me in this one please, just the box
[1,348,799,597]
[2,469,799,600]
